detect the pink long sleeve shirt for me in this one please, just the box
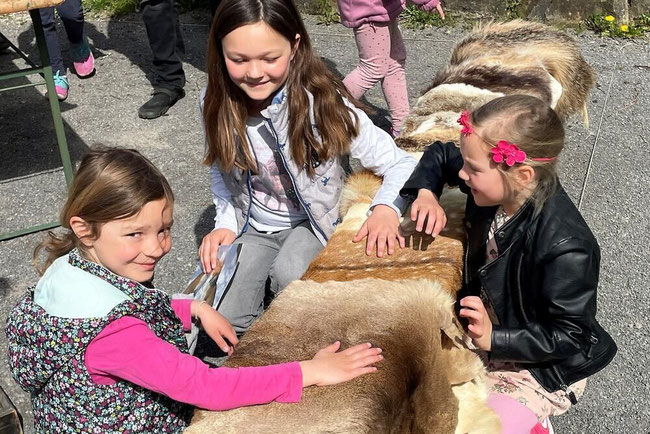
[84,299,303,410]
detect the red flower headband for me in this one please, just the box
[457,110,556,166]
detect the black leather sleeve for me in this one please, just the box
[400,141,464,202]
[490,237,600,362]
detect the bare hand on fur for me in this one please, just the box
[193,300,239,355]
[410,189,447,236]
[459,296,492,351]
[353,204,405,257]
[199,228,236,274]
[299,342,383,387]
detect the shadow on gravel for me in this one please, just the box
[0,45,89,181]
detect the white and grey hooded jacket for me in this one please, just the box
[200,87,417,245]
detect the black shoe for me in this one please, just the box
[138,88,185,119]
[0,38,11,53]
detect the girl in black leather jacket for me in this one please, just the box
[400,95,617,433]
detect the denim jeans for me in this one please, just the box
[217,221,324,334]
[140,0,185,91]
[38,0,88,76]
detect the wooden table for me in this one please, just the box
[0,0,74,241]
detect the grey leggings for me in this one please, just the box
[217,221,324,334]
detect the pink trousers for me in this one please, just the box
[343,19,409,135]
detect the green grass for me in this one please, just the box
[312,0,340,25]
[83,0,137,17]
[400,5,449,30]
[585,13,650,38]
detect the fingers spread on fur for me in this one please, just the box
[353,223,368,243]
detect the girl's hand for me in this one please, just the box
[199,228,236,274]
[353,204,405,257]
[193,300,239,355]
[299,342,383,387]
[418,1,445,19]
[410,189,447,237]
[459,296,492,351]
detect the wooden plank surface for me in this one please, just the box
[0,0,64,15]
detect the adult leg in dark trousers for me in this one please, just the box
[138,0,186,119]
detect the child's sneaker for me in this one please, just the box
[53,71,69,101]
[530,417,554,434]
[73,51,95,78]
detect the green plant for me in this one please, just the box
[400,5,446,30]
[585,13,650,38]
[505,0,523,20]
[313,0,339,25]
[82,0,137,16]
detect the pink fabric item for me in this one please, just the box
[170,298,193,331]
[343,20,409,134]
[73,51,95,77]
[530,418,554,434]
[55,84,68,101]
[487,393,539,434]
[337,0,440,28]
[85,304,303,410]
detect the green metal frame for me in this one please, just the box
[0,10,74,241]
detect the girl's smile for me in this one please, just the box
[222,21,299,111]
[74,198,174,282]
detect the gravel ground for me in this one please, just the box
[0,10,648,433]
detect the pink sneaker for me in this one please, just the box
[530,417,554,434]
[53,71,68,101]
[74,51,95,78]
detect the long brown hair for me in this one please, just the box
[34,147,174,274]
[203,0,360,176]
[470,95,565,212]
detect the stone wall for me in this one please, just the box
[302,0,649,22]
[441,0,649,22]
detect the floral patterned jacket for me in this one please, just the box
[5,249,193,433]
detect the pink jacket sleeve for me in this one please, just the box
[171,298,192,331]
[85,316,303,410]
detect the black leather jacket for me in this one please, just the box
[401,141,617,400]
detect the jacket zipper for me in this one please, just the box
[262,117,327,241]
[238,170,252,237]
[551,365,578,404]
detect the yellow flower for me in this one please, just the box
[620,24,629,32]
[605,15,615,22]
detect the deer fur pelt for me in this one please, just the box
[187,172,500,433]
[187,279,497,433]
[397,20,595,151]
[302,171,466,294]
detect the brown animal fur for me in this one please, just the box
[303,171,466,293]
[396,20,595,152]
[187,172,499,433]
[187,279,496,433]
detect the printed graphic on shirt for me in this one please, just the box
[249,120,303,213]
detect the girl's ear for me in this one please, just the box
[514,164,536,188]
[291,33,301,60]
[69,216,94,247]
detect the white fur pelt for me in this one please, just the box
[397,20,595,151]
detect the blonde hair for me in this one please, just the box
[469,95,565,212]
[203,0,361,177]
[34,147,174,274]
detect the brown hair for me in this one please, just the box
[203,0,360,177]
[470,94,565,212]
[33,147,174,274]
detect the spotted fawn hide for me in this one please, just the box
[396,20,595,152]
[186,172,500,433]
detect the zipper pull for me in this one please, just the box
[561,384,578,405]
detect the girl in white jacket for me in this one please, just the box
[199,0,416,333]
